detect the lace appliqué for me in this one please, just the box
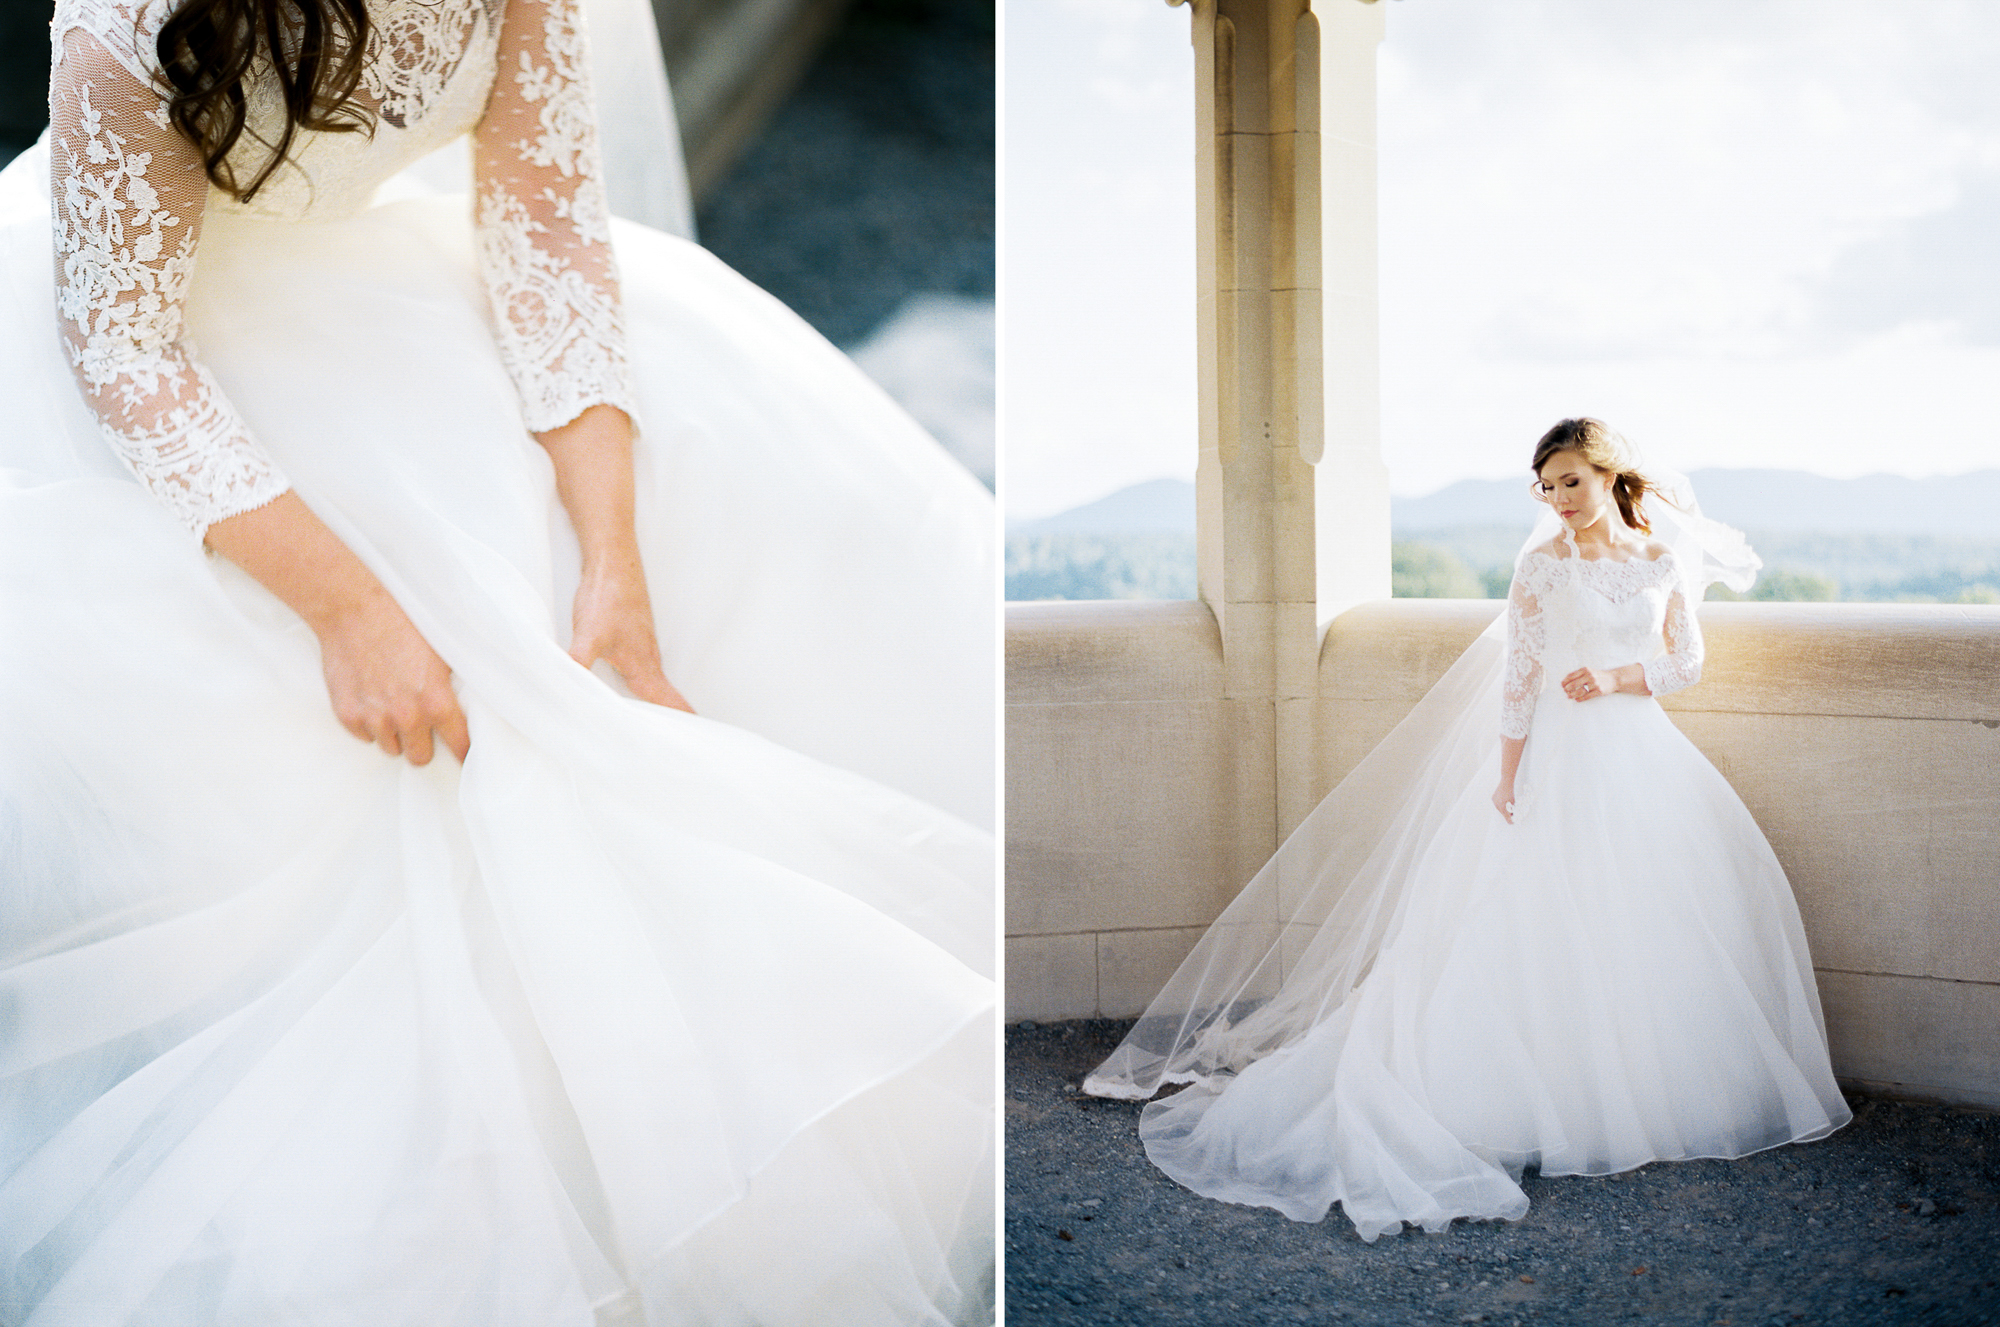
[1516,546,1678,603]
[1501,545,1704,733]
[474,0,636,432]
[475,188,630,429]
[51,65,289,539]
[1500,577,1545,740]
[364,0,487,128]
[1642,587,1703,697]
[50,0,166,86]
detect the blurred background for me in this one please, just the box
[1004,0,2000,603]
[2,0,993,488]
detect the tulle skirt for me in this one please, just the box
[0,141,995,1326]
[1118,688,1848,1243]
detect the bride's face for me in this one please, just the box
[1536,451,1615,532]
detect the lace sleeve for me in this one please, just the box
[1642,584,1703,697]
[1500,569,1546,740]
[472,0,638,433]
[48,28,291,541]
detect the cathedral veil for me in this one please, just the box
[1084,467,1762,1101]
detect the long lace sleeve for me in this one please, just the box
[1499,571,1545,740]
[472,0,638,433]
[1642,584,1703,697]
[48,25,291,541]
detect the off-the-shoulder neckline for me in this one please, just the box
[1525,540,1673,566]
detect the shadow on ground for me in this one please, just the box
[1007,1020,2000,1327]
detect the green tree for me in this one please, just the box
[1751,568,1840,602]
[1392,542,1483,598]
[1005,533,1197,601]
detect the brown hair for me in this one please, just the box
[1530,417,1654,535]
[155,0,373,203]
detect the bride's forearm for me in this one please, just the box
[1499,734,1526,787]
[204,491,394,630]
[534,404,689,712]
[534,403,642,573]
[1611,663,1649,695]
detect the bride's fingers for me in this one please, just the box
[404,723,435,767]
[616,649,696,714]
[437,706,471,763]
[573,630,695,714]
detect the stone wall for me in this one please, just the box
[1005,597,2000,1109]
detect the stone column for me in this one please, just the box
[1185,0,1388,842]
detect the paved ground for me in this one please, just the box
[696,0,995,350]
[1007,1019,2000,1327]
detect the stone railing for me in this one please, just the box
[1006,597,2000,1109]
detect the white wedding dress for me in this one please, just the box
[0,2,995,1324]
[1085,496,1850,1243]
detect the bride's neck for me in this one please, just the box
[1568,515,1627,556]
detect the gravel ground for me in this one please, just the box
[1006,1019,2000,1327]
[696,0,994,349]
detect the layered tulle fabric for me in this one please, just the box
[1086,497,1847,1243]
[0,136,995,1325]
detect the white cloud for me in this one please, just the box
[1002,0,2000,515]
[1379,0,2000,493]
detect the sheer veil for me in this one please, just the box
[1084,464,1762,1100]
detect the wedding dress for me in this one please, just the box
[0,2,995,1323]
[1084,485,1850,1243]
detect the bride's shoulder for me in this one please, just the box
[53,0,175,85]
[1641,540,1676,564]
[1512,540,1569,593]
[1524,537,1570,563]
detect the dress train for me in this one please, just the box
[1086,494,1848,1242]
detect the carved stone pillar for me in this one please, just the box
[1184,0,1388,842]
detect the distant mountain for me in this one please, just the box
[1010,477,1194,534]
[1017,469,2000,540]
[1394,468,2000,539]
[1006,470,2000,602]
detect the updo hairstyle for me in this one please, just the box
[1530,417,1654,536]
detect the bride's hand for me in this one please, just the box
[1561,666,1616,702]
[204,492,468,767]
[569,558,695,713]
[320,590,471,765]
[1492,780,1516,824]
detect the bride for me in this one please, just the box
[1,1,994,1323]
[1084,418,1850,1242]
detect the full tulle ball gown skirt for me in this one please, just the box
[1135,693,1845,1241]
[1087,525,1850,1243]
[0,98,994,1327]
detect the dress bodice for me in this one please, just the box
[48,0,635,538]
[53,0,507,222]
[1499,546,1701,739]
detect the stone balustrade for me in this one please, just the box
[1005,596,2000,1109]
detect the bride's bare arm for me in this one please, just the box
[535,405,694,713]
[1493,734,1526,823]
[205,495,470,765]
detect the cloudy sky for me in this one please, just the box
[1002,0,2000,518]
